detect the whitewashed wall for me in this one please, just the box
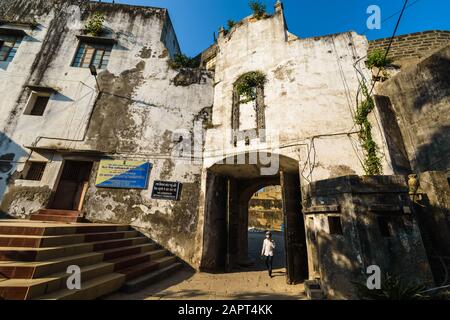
[203,8,394,183]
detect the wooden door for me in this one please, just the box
[281,171,308,284]
[51,161,93,210]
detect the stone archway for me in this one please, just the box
[200,152,309,284]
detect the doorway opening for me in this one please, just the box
[50,160,93,211]
[247,185,286,274]
[201,153,308,284]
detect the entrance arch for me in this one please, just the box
[201,152,308,284]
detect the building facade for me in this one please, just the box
[0,0,448,298]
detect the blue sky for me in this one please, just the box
[104,0,450,56]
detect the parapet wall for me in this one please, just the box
[369,30,450,62]
[302,175,434,299]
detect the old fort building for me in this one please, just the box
[0,0,448,299]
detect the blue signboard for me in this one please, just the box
[95,160,152,189]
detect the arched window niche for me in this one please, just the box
[231,71,267,146]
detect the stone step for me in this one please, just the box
[101,243,157,261]
[0,262,114,300]
[37,209,82,217]
[35,273,126,300]
[0,244,93,262]
[30,214,84,223]
[30,209,85,224]
[0,222,130,236]
[119,261,159,281]
[0,252,104,279]
[109,249,166,271]
[0,221,184,300]
[117,256,176,281]
[83,230,139,244]
[0,231,139,248]
[73,225,131,235]
[0,237,149,262]
[0,235,43,248]
[121,262,183,293]
[92,237,149,251]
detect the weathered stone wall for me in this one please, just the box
[202,7,394,184]
[377,45,450,173]
[195,7,398,271]
[0,0,213,267]
[369,30,450,63]
[303,175,434,299]
[248,186,283,230]
[413,171,450,285]
[2,0,443,278]
[248,198,283,231]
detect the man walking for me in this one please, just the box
[261,231,275,278]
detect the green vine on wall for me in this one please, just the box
[84,12,105,36]
[355,84,383,175]
[234,71,267,103]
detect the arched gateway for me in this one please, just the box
[200,152,308,284]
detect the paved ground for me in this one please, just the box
[107,231,306,300]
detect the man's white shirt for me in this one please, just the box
[261,238,275,257]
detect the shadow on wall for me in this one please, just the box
[411,54,450,111]
[378,46,450,173]
[414,125,450,172]
[0,132,29,218]
[413,194,450,286]
[304,175,434,299]
[409,50,450,172]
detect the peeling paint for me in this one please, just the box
[0,185,52,218]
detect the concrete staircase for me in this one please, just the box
[0,220,183,300]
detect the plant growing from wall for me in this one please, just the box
[367,49,393,80]
[168,53,198,69]
[222,20,236,36]
[227,20,236,30]
[84,12,105,36]
[234,71,267,103]
[355,83,383,175]
[366,49,392,69]
[249,1,267,20]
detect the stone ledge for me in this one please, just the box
[303,175,408,199]
[368,204,402,212]
[303,205,340,214]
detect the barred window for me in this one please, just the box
[24,162,46,181]
[72,41,112,69]
[0,35,22,62]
